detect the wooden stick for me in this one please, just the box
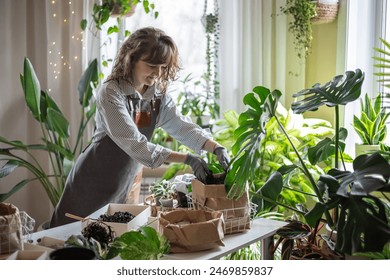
[65,213,87,222]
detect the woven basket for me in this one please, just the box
[311,2,339,24]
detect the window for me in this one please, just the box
[343,0,390,155]
[100,0,213,95]
[98,0,220,125]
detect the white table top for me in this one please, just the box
[162,218,287,260]
[29,204,287,260]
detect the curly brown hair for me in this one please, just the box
[106,27,181,94]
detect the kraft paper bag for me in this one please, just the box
[191,174,251,234]
[0,203,23,255]
[159,209,225,253]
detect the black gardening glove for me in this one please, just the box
[184,154,212,183]
[213,147,230,171]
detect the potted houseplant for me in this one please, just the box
[177,74,215,127]
[177,1,220,128]
[352,93,389,157]
[227,69,390,258]
[311,0,339,24]
[202,0,220,121]
[80,0,158,79]
[81,0,158,32]
[280,0,339,59]
[226,69,364,196]
[0,58,98,207]
[65,225,170,260]
[268,151,390,259]
[280,0,317,59]
[149,180,176,207]
[91,0,137,31]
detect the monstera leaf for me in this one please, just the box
[315,152,390,255]
[292,69,364,169]
[291,69,364,113]
[252,172,283,211]
[307,127,347,165]
[336,195,390,254]
[225,87,281,197]
[328,152,390,197]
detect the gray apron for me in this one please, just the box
[50,95,161,228]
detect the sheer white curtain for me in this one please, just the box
[0,0,83,226]
[343,0,386,156]
[83,0,101,73]
[219,0,290,115]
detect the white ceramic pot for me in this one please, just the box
[159,198,174,208]
[355,144,380,157]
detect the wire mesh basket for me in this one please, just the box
[20,211,35,243]
[186,194,194,209]
[0,210,35,255]
[186,194,257,235]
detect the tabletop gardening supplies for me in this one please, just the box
[149,179,176,208]
[191,173,253,235]
[159,209,225,253]
[81,203,150,237]
[1,203,48,260]
[82,210,136,244]
[173,173,196,208]
[64,224,169,260]
[0,203,24,256]
[65,204,168,260]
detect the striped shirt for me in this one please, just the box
[93,79,212,169]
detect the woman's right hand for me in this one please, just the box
[184,154,211,183]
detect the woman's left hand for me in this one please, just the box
[214,147,230,171]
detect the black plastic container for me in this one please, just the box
[49,247,96,260]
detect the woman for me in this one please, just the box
[50,27,230,227]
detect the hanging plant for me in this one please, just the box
[280,0,317,59]
[80,0,158,80]
[81,0,158,32]
[201,0,220,120]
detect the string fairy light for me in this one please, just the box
[47,0,83,91]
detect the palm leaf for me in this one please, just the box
[373,38,390,88]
